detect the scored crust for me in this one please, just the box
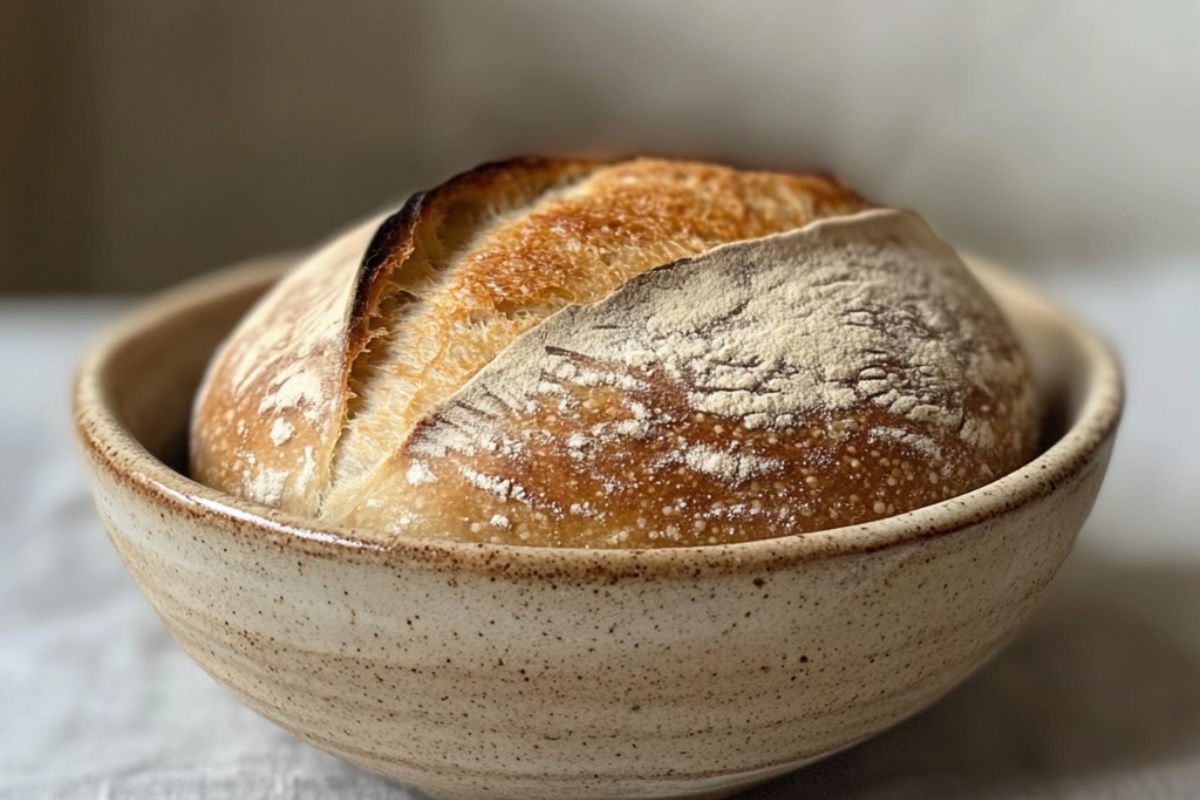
[191,158,1037,548]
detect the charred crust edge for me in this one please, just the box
[351,195,425,326]
[348,156,607,335]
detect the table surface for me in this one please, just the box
[3,261,1199,800]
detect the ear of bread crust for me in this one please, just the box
[321,210,1038,548]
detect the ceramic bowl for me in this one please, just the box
[75,253,1122,800]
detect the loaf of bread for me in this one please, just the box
[190,157,1038,548]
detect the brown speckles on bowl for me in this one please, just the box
[74,254,1121,800]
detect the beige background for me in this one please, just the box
[2,0,1198,293]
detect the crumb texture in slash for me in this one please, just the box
[325,161,601,503]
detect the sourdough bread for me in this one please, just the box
[190,158,1037,548]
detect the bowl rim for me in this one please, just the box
[75,253,1124,580]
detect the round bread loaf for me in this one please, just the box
[190,157,1038,548]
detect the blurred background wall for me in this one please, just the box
[2,0,1198,294]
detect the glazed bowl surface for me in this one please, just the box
[75,254,1122,800]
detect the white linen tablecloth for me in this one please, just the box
[2,262,1198,799]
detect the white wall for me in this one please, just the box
[4,0,1197,291]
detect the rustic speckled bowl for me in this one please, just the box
[75,254,1122,800]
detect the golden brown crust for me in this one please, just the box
[443,159,865,316]
[322,158,869,509]
[191,158,1036,549]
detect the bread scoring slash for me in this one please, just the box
[190,157,1038,548]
